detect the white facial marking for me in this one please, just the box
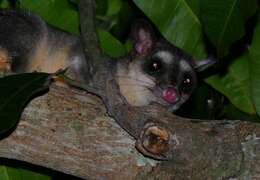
[117,61,156,106]
[180,60,192,71]
[155,51,173,64]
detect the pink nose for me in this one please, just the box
[162,87,178,103]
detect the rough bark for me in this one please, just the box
[0,85,260,179]
[0,85,156,179]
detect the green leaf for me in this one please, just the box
[19,168,51,180]
[18,0,79,34]
[97,28,126,57]
[0,0,13,8]
[249,15,260,117]
[206,54,255,115]
[18,1,126,58]
[96,0,123,32]
[223,103,260,122]
[133,0,206,59]
[0,73,51,135]
[106,0,122,17]
[239,1,258,20]
[0,166,51,180]
[96,0,108,16]
[0,166,21,180]
[69,0,78,5]
[199,0,257,57]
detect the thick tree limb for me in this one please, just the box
[0,86,158,179]
[0,85,260,179]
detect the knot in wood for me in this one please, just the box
[136,123,170,160]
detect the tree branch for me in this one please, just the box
[0,86,155,179]
[78,0,109,85]
[0,86,260,179]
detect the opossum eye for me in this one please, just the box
[180,74,193,94]
[147,57,162,74]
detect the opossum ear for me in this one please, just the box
[193,58,216,72]
[132,20,156,56]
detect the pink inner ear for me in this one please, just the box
[135,29,153,55]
